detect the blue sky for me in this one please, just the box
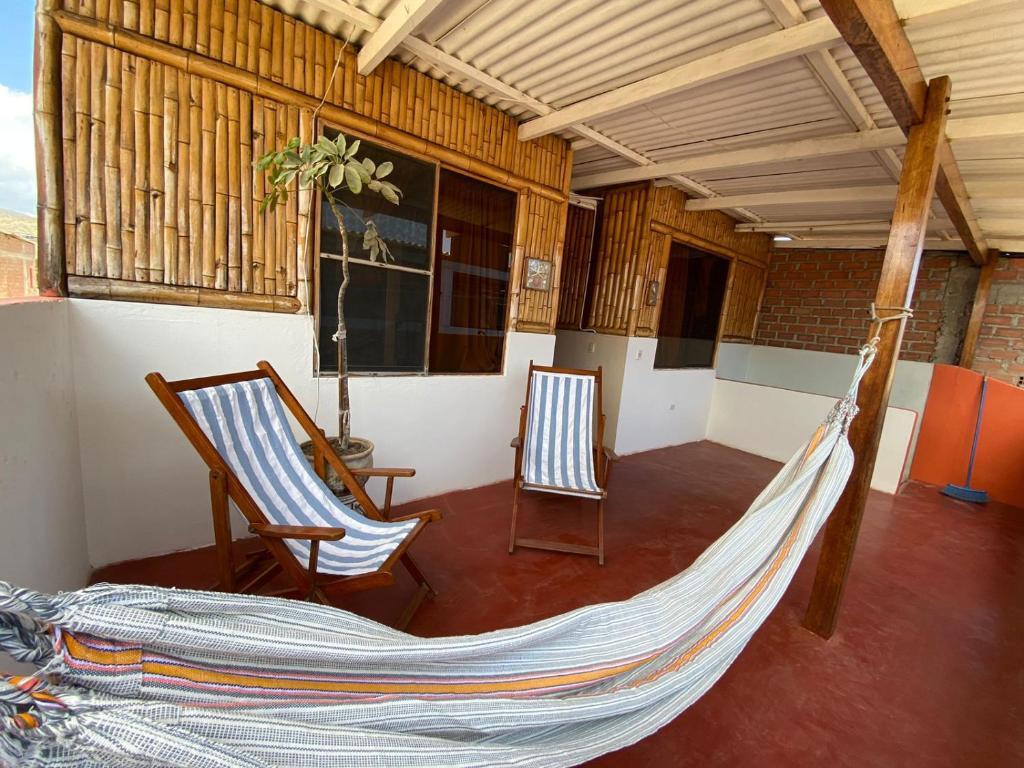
[0,1,39,215]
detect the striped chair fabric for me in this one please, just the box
[178,378,417,576]
[521,370,602,497]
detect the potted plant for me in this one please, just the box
[258,133,402,493]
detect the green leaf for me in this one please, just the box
[317,136,338,156]
[380,184,400,205]
[361,157,376,175]
[286,136,300,150]
[334,134,347,156]
[344,164,363,194]
[329,164,345,189]
[344,139,361,159]
[368,180,382,192]
[375,161,393,179]
[256,153,275,171]
[351,159,372,183]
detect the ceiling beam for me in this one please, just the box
[305,2,760,217]
[819,0,990,264]
[356,0,445,75]
[517,16,843,141]
[739,219,956,233]
[776,236,1023,252]
[571,126,906,189]
[686,185,898,211]
[761,0,905,183]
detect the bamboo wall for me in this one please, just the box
[567,183,771,338]
[45,0,571,328]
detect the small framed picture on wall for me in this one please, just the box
[526,258,552,291]
[646,280,660,306]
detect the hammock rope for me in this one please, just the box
[1,343,879,768]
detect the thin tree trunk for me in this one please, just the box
[323,190,350,450]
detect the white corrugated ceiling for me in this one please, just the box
[264,0,1024,253]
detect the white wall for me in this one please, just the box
[69,299,553,566]
[716,342,933,478]
[0,300,90,670]
[615,338,715,455]
[554,332,714,456]
[707,378,917,494]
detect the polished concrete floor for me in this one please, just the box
[94,441,1024,767]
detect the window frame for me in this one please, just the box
[652,238,735,372]
[312,119,520,379]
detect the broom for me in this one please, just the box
[941,375,989,504]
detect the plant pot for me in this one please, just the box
[300,436,374,498]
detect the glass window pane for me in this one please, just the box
[319,259,429,373]
[318,132,436,271]
[429,170,517,374]
[654,244,730,369]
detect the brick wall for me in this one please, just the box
[973,258,1024,385]
[755,249,970,363]
[0,233,37,299]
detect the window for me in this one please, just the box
[429,170,516,373]
[317,135,516,375]
[654,243,730,369]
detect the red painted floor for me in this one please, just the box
[94,441,1024,767]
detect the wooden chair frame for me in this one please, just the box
[147,361,441,630]
[508,362,617,565]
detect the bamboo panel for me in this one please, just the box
[556,203,597,330]
[720,261,767,341]
[585,184,652,335]
[53,1,573,324]
[58,1,568,192]
[651,187,771,266]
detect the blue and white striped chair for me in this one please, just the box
[147,361,441,629]
[509,363,616,565]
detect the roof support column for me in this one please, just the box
[959,255,998,368]
[802,76,951,639]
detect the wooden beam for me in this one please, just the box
[959,255,998,368]
[517,17,843,141]
[819,0,990,264]
[356,0,445,75]
[686,185,898,211]
[803,76,951,639]
[571,127,906,189]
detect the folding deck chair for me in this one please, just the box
[508,363,616,565]
[147,361,441,630]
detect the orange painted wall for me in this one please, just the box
[911,364,1024,509]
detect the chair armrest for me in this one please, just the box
[511,436,521,449]
[603,446,619,462]
[349,467,416,478]
[389,509,443,524]
[249,523,346,541]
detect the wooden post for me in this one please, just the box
[959,254,999,369]
[802,76,951,639]
[34,0,66,296]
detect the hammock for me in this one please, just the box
[0,346,876,768]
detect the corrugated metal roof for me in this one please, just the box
[263,0,1024,250]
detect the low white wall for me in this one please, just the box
[707,378,917,494]
[0,300,90,669]
[553,330,628,446]
[615,338,715,455]
[554,331,714,456]
[70,299,553,567]
[716,342,933,478]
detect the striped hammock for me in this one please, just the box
[0,347,876,768]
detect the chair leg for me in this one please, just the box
[401,554,435,597]
[597,498,605,566]
[509,480,522,554]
